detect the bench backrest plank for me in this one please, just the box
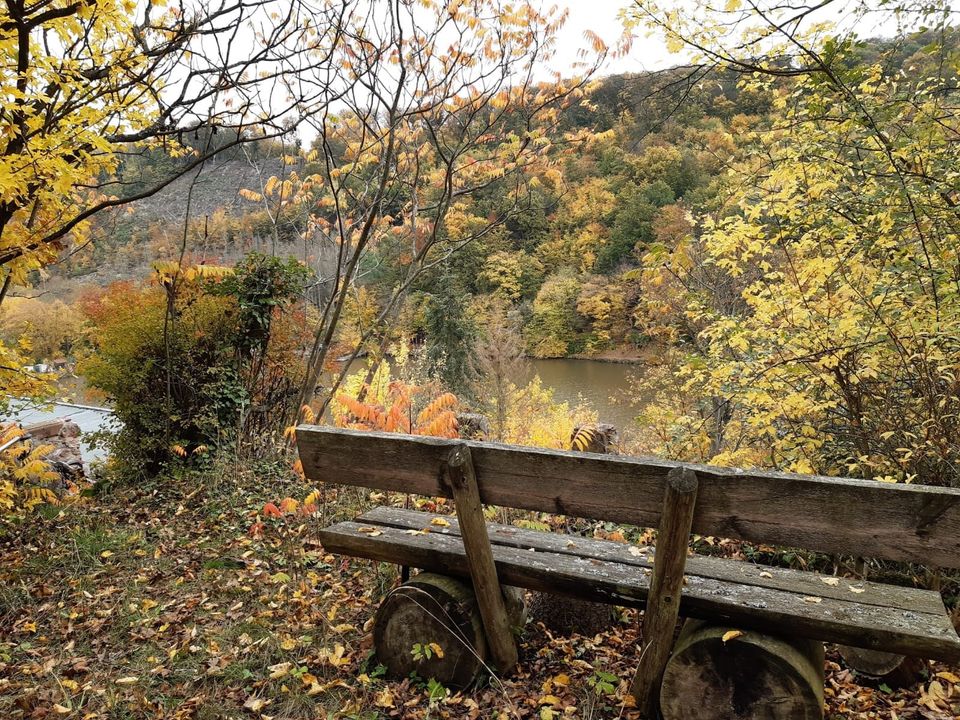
[297,425,960,569]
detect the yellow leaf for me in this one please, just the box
[53,704,72,714]
[375,688,395,708]
[430,517,450,527]
[553,673,570,686]
[820,577,840,586]
[428,642,445,659]
[115,676,138,685]
[539,694,562,706]
[268,661,291,679]
[849,586,866,594]
[243,696,268,712]
[100,550,114,558]
[722,630,744,643]
[803,596,822,604]
[936,671,960,684]
[758,571,772,579]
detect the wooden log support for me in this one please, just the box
[660,619,825,720]
[445,444,519,673]
[374,573,489,688]
[837,646,925,688]
[630,466,699,717]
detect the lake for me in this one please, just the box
[518,358,642,432]
[336,356,645,436]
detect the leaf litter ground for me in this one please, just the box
[1,471,958,719]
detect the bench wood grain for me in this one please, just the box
[317,509,960,663]
[297,426,960,569]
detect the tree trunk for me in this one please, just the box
[659,619,824,720]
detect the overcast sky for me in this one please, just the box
[548,0,918,79]
[551,0,675,77]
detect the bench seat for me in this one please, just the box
[318,506,960,663]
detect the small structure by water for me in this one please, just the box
[4,399,116,465]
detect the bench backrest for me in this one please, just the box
[296,425,960,569]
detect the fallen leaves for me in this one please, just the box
[267,661,292,679]
[375,687,395,708]
[243,695,269,713]
[821,577,840,586]
[722,630,744,643]
[4,468,958,720]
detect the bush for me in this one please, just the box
[80,253,308,477]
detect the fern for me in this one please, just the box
[571,425,599,452]
[334,380,459,438]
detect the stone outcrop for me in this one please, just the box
[456,412,491,441]
[570,422,620,454]
[22,418,85,485]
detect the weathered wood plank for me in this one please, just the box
[631,467,699,714]
[444,445,518,672]
[297,425,960,568]
[356,507,945,616]
[317,521,960,662]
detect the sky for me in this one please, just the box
[550,0,677,77]
[547,0,921,79]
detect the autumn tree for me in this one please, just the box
[0,0,352,402]
[472,299,526,440]
[630,1,960,484]
[285,1,605,419]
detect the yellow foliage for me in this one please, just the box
[0,425,59,512]
[503,377,596,450]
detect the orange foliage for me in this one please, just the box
[335,381,458,438]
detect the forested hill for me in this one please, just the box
[47,29,957,371]
[49,64,737,349]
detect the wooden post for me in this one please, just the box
[445,443,519,673]
[630,466,699,717]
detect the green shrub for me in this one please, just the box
[80,253,308,478]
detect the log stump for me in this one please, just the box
[659,620,825,720]
[528,591,614,637]
[373,573,525,687]
[837,646,925,688]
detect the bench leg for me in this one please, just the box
[630,467,698,715]
[659,619,824,720]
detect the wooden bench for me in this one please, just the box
[296,426,960,718]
